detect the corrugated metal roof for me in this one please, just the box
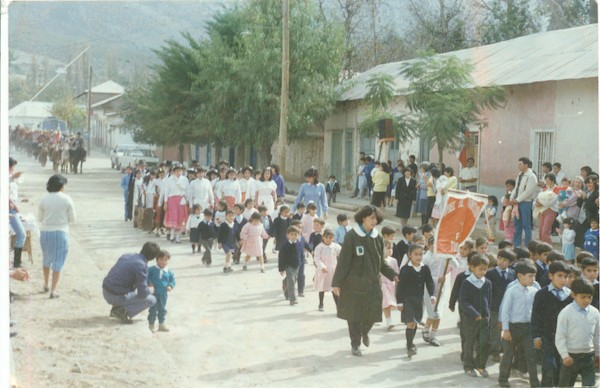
[340,24,598,101]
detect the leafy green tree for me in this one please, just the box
[194,0,345,161]
[398,53,505,165]
[51,97,86,131]
[479,0,540,44]
[358,73,410,140]
[124,0,345,164]
[123,33,207,161]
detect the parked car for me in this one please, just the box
[118,148,160,169]
[110,144,139,169]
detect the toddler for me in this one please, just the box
[556,217,575,262]
[148,250,175,333]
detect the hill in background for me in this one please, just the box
[9,0,235,83]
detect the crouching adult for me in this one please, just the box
[102,242,160,324]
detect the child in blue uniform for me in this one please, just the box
[148,250,175,332]
[198,209,216,266]
[396,244,435,357]
[583,216,599,260]
[218,210,236,273]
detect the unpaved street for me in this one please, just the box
[10,151,528,387]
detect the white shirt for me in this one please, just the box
[9,175,19,203]
[133,177,144,207]
[38,192,76,233]
[187,177,214,209]
[562,229,576,245]
[459,167,479,188]
[555,170,566,186]
[213,179,225,198]
[555,302,600,358]
[422,251,445,279]
[239,177,256,197]
[162,175,189,198]
[408,261,424,273]
[186,213,203,229]
[466,273,485,289]
[219,179,242,203]
[144,181,156,209]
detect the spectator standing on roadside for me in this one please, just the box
[351,151,366,198]
[510,157,538,247]
[458,157,479,192]
[407,155,418,177]
[120,166,133,221]
[39,174,76,299]
[9,157,27,268]
[271,164,286,200]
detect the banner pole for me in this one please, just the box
[434,257,452,312]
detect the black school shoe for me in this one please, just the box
[352,347,362,357]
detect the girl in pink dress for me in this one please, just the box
[240,212,270,272]
[313,229,341,311]
[301,203,317,243]
[381,240,400,330]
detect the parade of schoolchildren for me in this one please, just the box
[8,120,600,387]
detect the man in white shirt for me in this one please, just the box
[553,162,566,185]
[458,158,479,191]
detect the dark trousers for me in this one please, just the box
[558,352,596,387]
[426,196,436,222]
[541,341,561,388]
[297,261,305,294]
[489,311,502,355]
[262,238,269,260]
[458,311,467,360]
[512,344,528,373]
[498,323,539,386]
[327,192,337,205]
[347,321,374,349]
[200,239,213,265]
[283,267,298,302]
[463,316,490,370]
[148,292,168,324]
[233,242,242,264]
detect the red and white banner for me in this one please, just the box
[434,189,487,255]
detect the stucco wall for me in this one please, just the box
[326,78,598,199]
[553,78,599,176]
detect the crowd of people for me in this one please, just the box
[351,151,598,256]
[8,143,600,387]
[10,126,88,174]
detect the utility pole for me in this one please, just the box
[277,0,290,175]
[87,65,92,156]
